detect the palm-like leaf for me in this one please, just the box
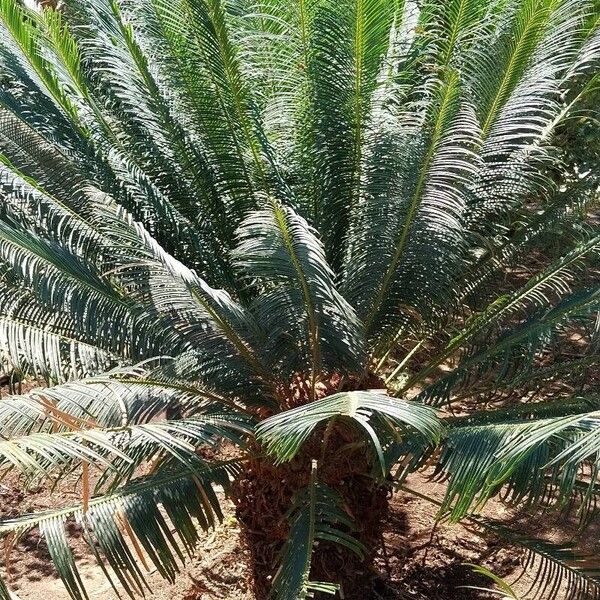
[0,0,598,598]
[233,200,365,386]
[0,460,241,600]
[271,461,366,599]
[257,390,441,472]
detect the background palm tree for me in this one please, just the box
[0,0,598,598]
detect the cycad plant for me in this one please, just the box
[0,0,599,598]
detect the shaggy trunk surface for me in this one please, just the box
[234,426,389,600]
[233,373,391,598]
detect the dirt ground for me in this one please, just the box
[0,467,586,600]
[0,376,587,599]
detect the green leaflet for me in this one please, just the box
[0,0,597,597]
[270,462,365,600]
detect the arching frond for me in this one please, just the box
[0,0,597,597]
[407,235,600,402]
[135,0,267,219]
[233,200,365,386]
[61,0,222,221]
[298,0,399,268]
[346,71,481,345]
[436,402,600,521]
[458,182,599,310]
[0,413,251,491]
[402,484,600,600]
[0,219,142,348]
[0,461,241,600]
[451,231,600,343]
[418,285,600,406]
[0,359,258,439]
[91,203,272,383]
[0,281,117,382]
[466,0,590,232]
[479,520,600,600]
[257,391,441,472]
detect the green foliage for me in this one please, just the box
[0,461,240,600]
[0,0,598,598]
[270,462,366,599]
[257,390,442,472]
[462,564,520,599]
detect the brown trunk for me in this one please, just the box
[231,430,391,599]
[232,372,391,597]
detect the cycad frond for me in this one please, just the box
[467,0,589,232]
[61,0,226,234]
[0,282,117,382]
[139,0,266,217]
[437,402,600,521]
[92,203,271,383]
[298,0,398,268]
[257,391,441,472]
[403,484,600,600]
[0,0,597,597]
[459,183,599,310]
[421,286,599,405]
[410,236,600,402]
[0,220,142,349]
[0,461,240,600]
[234,200,365,384]
[0,413,251,491]
[0,360,256,439]
[346,71,481,344]
[271,462,365,600]
[480,520,600,600]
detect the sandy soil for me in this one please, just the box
[1,468,589,600]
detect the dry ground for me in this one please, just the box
[1,468,589,600]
